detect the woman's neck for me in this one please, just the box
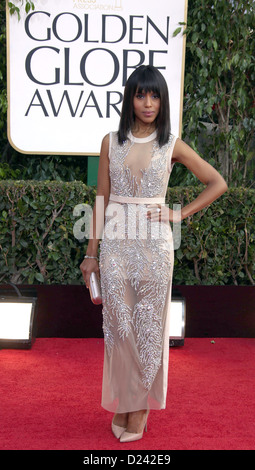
[131,122,157,138]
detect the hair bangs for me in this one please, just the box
[135,71,161,97]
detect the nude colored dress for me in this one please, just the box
[99,130,177,413]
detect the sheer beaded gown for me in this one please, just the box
[99,130,177,413]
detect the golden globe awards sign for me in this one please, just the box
[7,0,187,155]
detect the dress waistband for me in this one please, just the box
[109,194,165,205]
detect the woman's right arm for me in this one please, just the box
[80,133,110,288]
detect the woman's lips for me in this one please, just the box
[143,112,154,117]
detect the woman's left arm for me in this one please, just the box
[172,138,228,221]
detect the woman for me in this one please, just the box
[80,65,228,443]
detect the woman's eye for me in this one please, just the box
[135,93,159,99]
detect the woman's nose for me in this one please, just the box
[145,94,152,107]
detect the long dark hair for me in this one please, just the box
[118,65,171,147]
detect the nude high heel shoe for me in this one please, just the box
[120,410,149,443]
[111,420,126,439]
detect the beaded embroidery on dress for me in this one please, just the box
[100,130,177,413]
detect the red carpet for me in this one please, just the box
[0,338,254,451]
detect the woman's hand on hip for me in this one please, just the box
[147,204,181,223]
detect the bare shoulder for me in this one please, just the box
[102,133,110,145]
[100,133,110,158]
[101,133,110,148]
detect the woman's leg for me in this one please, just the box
[112,412,129,427]
[126,409,148,433]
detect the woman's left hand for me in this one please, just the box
[147,204,178,223]
[146,204,167,223]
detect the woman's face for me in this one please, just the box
[133,89,161,127]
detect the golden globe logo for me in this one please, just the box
[7,0,187,154]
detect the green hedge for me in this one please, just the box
[0,181,96,285]
[0,180,254,285]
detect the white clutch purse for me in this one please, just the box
[89,272,102,305]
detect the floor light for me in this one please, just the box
[170,291,186,346]
[0,285,37,349]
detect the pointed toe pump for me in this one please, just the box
[111,421,126,439]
